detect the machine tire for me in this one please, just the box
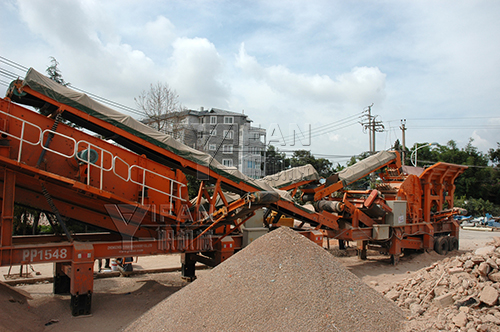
[449,236,459,251]
[434,237,449,255]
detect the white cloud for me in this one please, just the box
[143,16,176,50]
[169,37,229,108]
[236,43,386,107]
[14,0,161,109]
[471,131,491,152]
[17,0,106,50]
[2,0,499,159]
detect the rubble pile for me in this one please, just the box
[384,237,500,331]
[127,227,404,331]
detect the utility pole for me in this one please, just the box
[400,119,407,166]
[360,104,384,153]
[263,132,267,176]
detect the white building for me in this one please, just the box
[143,108,266,179]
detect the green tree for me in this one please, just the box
[455,196,498,217]
[46,56,69,86]
[264,145,290,176]
[289,150,333,178]
[344,151,375,190]
[489,142,500,166]
[13,57,70,236]
[411,138,497,205]
[486,142,500,205]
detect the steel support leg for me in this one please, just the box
[181,253,197,281]
[67,243,94,316]
[357,240,367,260]
[53,262,71,295]
[0,169,15,266]
[70,292,92,317]
[1,169,15,247]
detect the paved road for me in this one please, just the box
[459,228,499,251]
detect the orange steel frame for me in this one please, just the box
[318,161,466,264]
[0,81,467,315]
[7,82,342,230]
[0,94,324,315]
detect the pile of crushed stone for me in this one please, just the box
[126,227,403,331]
[385,237,500,331]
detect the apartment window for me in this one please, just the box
[223,130,234,139]
[210,116,217,124]
[249,147,260,154]
[210,129,217,136]
[222,159,233,167]
[223,145,233,154]
[224,116,234,124]
[247,161,254,169]
[209,144,216,151]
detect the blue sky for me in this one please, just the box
[1,0,499,164]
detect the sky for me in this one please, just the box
[1,0,499,165]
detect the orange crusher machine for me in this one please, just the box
[0,69,466,315]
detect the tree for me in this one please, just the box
[455,196,498,217]
[135,82,183,136]
[410,138,495,203]
[264,145,289,176]
[46,56,69,86]
[13,57,69,235]
[489,142,500,167]
[289,150,333,178]
[344,151,374,189]
[487,142,500,205]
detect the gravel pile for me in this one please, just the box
[126,227,403,331]
[384,236,500,331]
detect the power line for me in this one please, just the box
[386,116,500,122]
[359,104,384,152]
[417,160,494,169]
[279,118,361,146]
[276,112,364,146]
[0,55,146,118]
[408,116,499,120]
[0,67,20,79]
[411,126,500,129]
[67,84,145,117]
[0,56,28,71]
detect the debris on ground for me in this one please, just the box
[384,236,500,331]
[126,227,404,331]
[0,281,43,332]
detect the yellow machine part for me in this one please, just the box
[267,211,294,227]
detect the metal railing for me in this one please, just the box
[0,108,187,214]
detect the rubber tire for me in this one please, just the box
[434,236,449,255]
[448,236,459,251]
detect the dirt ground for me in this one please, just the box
[338,229,496,294]
[0,229,497,332]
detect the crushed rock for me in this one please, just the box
[384,236,500,331]
[126,227,404,331]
